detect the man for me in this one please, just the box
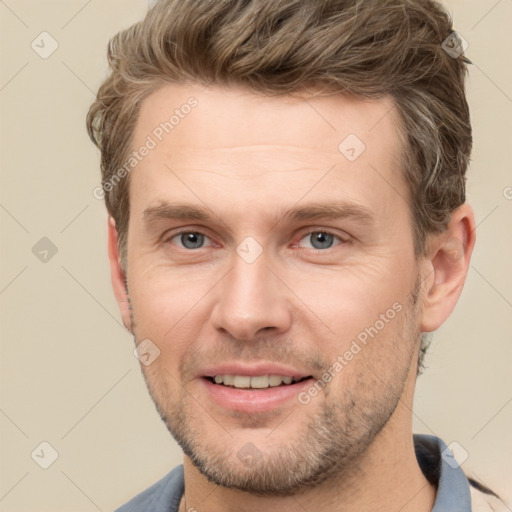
[87,0,504,510]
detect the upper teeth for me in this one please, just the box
[213,375,302,388]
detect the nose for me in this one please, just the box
[210,251,293,341]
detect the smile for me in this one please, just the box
[209,374,311,389]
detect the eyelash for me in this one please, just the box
[166,231,217,249]
[295,229,346,249]
[164,228,348,251]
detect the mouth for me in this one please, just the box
[200,371,316,413]
[205,374,312,389]
[198,362,317,412]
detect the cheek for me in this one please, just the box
[130,263,211,318]
[319,304,415,408]
[127,263,222,370]
[288,261,412,341]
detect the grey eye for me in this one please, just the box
[179,232,206,249]
[310,232,334,249]
[300,232,337,250]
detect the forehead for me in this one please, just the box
[134,82,402,155]
[129,82,407,222]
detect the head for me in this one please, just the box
[87,0,475,496]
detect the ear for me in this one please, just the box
[107,217,133,332]
[420,203,476,332]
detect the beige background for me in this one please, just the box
[0,1,511,510]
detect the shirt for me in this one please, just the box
[115,434,503,512]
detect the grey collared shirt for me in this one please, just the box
[115,435,476,511]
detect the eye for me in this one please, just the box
[170,231,212,250]
[298,231,342,250]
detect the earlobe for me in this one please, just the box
[107,217,133,332]
[420,204,476,332]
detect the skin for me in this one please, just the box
[108,83,475,512]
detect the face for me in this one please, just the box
[121,83,425,495]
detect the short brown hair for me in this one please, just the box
[87,0,471,368]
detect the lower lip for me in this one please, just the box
[201,377,314,413]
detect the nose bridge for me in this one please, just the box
[211,248,291,340]
[228,253,269,306]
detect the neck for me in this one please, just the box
[179,374,435,512]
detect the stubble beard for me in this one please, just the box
[132,289,421,496]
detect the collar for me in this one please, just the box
[414,434,471,511]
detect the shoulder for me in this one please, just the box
[414,434,510,512]
[469,481,510,512]
[115,465,184,512]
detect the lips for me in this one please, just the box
[198,363,315,412]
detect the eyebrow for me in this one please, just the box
[279,203,375,225]
[144,203,210,223]
[142,201,375,227]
